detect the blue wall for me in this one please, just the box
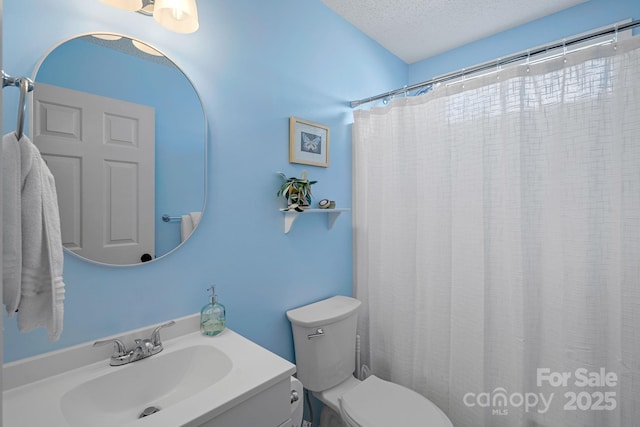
[2,0,405,362]
[36,37,206,258]
[4,0,638,365]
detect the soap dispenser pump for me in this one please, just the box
[200,286,226,336]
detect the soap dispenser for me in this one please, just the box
[200,286,226,336]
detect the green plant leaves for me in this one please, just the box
[277,170,317,205]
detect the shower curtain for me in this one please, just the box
[353,37,640,427]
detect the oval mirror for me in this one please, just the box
[31,33,207,266]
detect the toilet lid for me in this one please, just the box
[339,375,453,427]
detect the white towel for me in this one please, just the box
[2,133,65,341]
[180,211,202,242]
[2,133,23,314]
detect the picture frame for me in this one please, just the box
[289,116,330,168]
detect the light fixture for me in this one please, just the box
[100,0,199,34]
[153,0,199,33]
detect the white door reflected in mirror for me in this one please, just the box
[34,83,156,265]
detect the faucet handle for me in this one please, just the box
[93,338,128,357]
[150,320,176,347]
[134,338,155,357]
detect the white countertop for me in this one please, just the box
[3,314,296,427]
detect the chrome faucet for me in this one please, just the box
[93,321,176,366]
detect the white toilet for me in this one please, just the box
[286,296,454,427]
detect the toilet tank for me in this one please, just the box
[286,296,362,392]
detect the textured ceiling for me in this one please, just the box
[321,0,588,64]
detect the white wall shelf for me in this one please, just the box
[279,208,350,233]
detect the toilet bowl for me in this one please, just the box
[337,375,452,427]
[286,296,453,427]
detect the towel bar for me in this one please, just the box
[162,214,182,223]
[2,70,34,140]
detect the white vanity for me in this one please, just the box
[3,314,296,427]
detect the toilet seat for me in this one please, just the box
[338,375,453,427]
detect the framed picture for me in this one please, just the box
[289,116,330,168]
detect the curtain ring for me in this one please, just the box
[563,39,568,63]
[526,50,531,73]
[614,24,619,50]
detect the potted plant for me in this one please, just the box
[277,170,317,209]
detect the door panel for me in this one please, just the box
[33,82,155,264]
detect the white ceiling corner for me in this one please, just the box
[321,0,588,64]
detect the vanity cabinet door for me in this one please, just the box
[198,378,291,427]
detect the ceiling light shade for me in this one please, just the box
[100,0,143,12]
[153,0,199,33]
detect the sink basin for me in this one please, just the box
[60,345,232,427]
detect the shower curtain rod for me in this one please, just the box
[350,19,640,108]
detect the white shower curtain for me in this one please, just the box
[353,37,640,427]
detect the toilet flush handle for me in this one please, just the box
[307,328,324,339]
